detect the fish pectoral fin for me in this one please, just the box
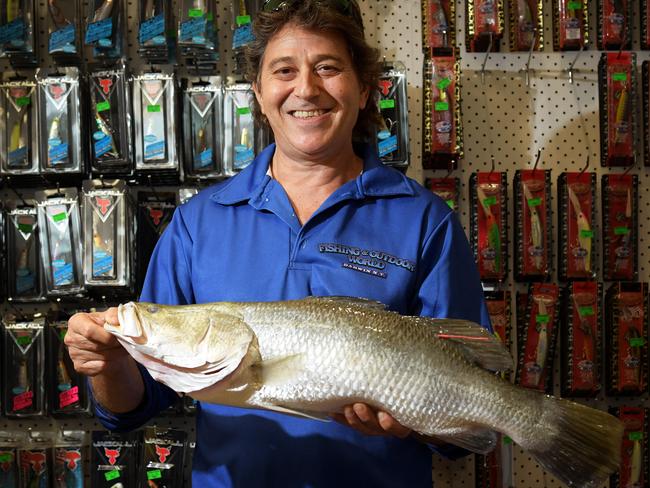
[255,354,305,387]
[256,403,331,422]
[409,317,514,371]
[433,427,499,455]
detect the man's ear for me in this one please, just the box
[359,84,370,110]
[253,81,265,115]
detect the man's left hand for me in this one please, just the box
[332,403,411,438]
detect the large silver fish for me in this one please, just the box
[105,297,623,488]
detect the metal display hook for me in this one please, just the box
[481,33,494,85]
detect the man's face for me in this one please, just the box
[253,24,369,160]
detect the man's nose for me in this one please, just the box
[294,70,321,99]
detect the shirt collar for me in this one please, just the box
[210,143,415,206]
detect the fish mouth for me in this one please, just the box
[116,302,148,344]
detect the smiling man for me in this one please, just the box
[65,1,491,487]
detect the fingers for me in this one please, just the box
[332,403,412,438]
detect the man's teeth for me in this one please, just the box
[292,110,326,118]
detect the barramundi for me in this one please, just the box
[105,297,623,488]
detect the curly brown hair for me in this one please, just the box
[245,0,381,140]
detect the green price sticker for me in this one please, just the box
[0,453,12,462]
[18,223,33,233]
[147,470,162,480]
[52,212,67,223]
[437,78,451,90]
[527,197,542,207]
[379,99,395,110]
[614,226,630,235]
[237,107,251,115]
[17,335,32,346]
[96,101,111,112]
[536,314,550,324]
[188,8,204,17]
[567,0,582,10]
[147,104,161,113]
[629,432,644,441]
[579,229,594,238]
[630,337,645,348]
[434,101,449,111]
[59,329,67,341]
[16,96,30,107]
[502,435,513,445]
[237,15,251,26]
[445,200,455,209]
[578,306,594,317]
[105,470,120,481]
[612,72,628,82]
[483,196,497,207]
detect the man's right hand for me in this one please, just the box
[65,308,145,413]
[65,308,130,377]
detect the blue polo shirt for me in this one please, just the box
[95,143,491,487]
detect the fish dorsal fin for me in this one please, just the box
[405,317,514,371]
[302,296,387,310]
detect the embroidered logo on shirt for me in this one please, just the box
[319,243,415,279]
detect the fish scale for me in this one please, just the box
[108,297,624,488]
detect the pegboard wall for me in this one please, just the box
[1,0,650,487]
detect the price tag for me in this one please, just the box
[16,96,30,107]
[629,432,644,441]
[614,227,630,235]
[148,470,162,480]
[105,470,120,481]
[482,196,497,207]
[612,72,628,82]
[578,306,594,317]
[52,212,67,222]
[237,107,251,115]
[579,230,594,238]
[379,99,395,109]
[630,337,645,348]
[147,104,161,113]
[527,197,542,207]
[437,78,451,90]
[236,15,251,26]
[96,101,111,112]
[536,314,550,324]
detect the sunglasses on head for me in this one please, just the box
[262,0,353,16]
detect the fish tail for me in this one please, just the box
[516,396,623,487]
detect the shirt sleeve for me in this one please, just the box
[414,209,492,459]
[93,208,194,431]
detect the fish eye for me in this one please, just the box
[148,305,159,313]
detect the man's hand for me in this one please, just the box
[65,308,130,377]
[332,403,412,438]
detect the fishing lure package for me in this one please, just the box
[132,70,179,182]
[514,169,552,282]
[18,431,53,487]
[558,171,597,281]
[516,283,560,394]
[35,187,84,297]
[0,0,36,67]
[47,0,82,64]
[37,68,84,177]
[422,56,461,170]
[610,407,649,488]
[485,290,512,382]
[508,0,543,51]
[375,61,409,168]
[182,76,224,180]
[139,427,187,488]
[53,430,86,488]
[641,60,650,166]
[0,431,23,487]
[91,431,140,487]
[474,436,514,488]
[425,177,460,211]
[602,174,638,281]
[598,52,636,167]
[178,186,199,205]
[88,64,132,176]
[178,0,218,69]
[470,171,508,283]
[597,0,632,50]
[138,0,172,64]
[84,0,124,60]
[136,190,176,292]
[0,74,38,176]
[224,82,264,175]
[1,315,46,417]
[48,320,92,417]
[552,0,589,50]
[560,281,602,398]
[465,0,504,52]
[6,202,45,301]
[421,0,455,55]
[644,1,650,50]
[231,0,262,73]
[81,179,133,295]
[605,282,649,397]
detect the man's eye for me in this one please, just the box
[274,68,293,76]
[317,65,339,74]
